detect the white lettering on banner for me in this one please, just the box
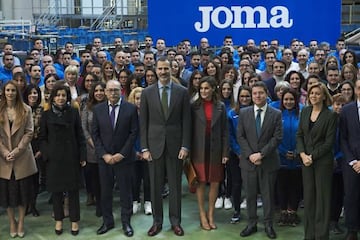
[194,6,294,32]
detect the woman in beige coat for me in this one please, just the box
[0,81,37,238]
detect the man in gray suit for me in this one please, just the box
[237,81,283,239]
[140,57,191,237]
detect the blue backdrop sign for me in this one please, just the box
[148,1,341,46]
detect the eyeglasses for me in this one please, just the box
[240,95,251,98]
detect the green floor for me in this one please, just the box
[0,180,347,240]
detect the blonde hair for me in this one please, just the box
[128,87,143,105]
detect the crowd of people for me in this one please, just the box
[0,34,359,240]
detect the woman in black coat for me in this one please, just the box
[39,83,86,236]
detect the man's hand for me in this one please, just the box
[103,154,113,164]
[249,152,262,165]
[142,151,152,161]
[300,152,312,167]
[352,161,360,173]
[112,153,124,163]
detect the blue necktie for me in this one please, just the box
[110,104,117,129]
[256,108,262,138]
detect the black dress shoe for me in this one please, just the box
[171,225,184,236]
[97,223,114,235]
[147,224,162,237]
[265,226,277,239]
[240,225,257,237]
[123,223,134,237]
[71,229,79,236]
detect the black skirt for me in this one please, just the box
[0,171,35,208]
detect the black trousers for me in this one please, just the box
[99,161,133,226]
[148,149,182,226]
[52,190,80,222]
[343,162,360,231]
[330,171,343,222]
[228,152,242,212]
[132,160,151,202]
[276,168,302,211]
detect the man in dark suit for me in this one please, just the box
[340,78,360,240]
[140,57,191,237]
[92,80,138,237]
[237,81,283,239]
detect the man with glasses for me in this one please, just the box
[30,49,41,66]
[92,80,138,237]
[297,49,310,79]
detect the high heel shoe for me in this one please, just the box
[55,221,63,235]
[17,221,25,238]
[55,229,63,235]
[209,222,217,230]
[10,232,17,238]
[17,231,25,238]
[200,216,211,231]
[10,221,17,238]
[71,222,79,236]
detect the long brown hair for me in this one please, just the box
[0,81,27,125]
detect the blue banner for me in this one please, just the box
[148,0,341,46]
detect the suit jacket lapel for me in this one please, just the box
[168,84,179,119]
[152,85,166,119]
[11,120,21,136]
[211,102,222,127]
[114,100,124,130]
[248,106,257,139]
[195,104,206,125]
[3,114,11,137]
[352,103,360,130]
[260,107,272,138]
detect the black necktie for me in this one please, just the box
[256,108,262,138]
[161,86,169,117]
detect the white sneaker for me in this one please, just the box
[132,201,141,214]
[144,201,152,215]
[224,197,233,210]
[240,199,247,209]
[257,197,263,208]
[215,197,223,209]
